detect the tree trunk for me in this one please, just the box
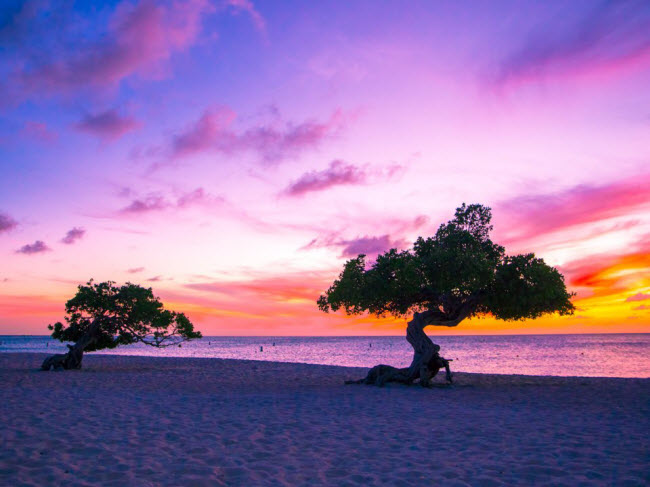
[346,311,453,387]
[41,319,101,371]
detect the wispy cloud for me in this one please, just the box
[304,233,408,259]
[494,0,650,87]
[60,227,85,244]
[6,0,213,97]
[225,0,266,34]
[338,235,407,258]
[284,160,366,196]
[302,214,428,258]
[632,304,650,310]
[0,213,18,233]
[21,121,57,143]
[127,267,145,274]
[559,236,650,299]
[284,160,405,196]
[498,173,650,243]
[170,107,345,163]
[186,273,330,303]
[626,293,650,302]
[75,110,140,140]
[16,240,50,255]
[119,187,223,214]
[172,107,236,157]
[121,196,169,214]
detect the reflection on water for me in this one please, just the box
[1,333,648,378]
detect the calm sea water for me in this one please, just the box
[1,334,648,378]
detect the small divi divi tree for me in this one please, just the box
[318,204,575,387]
[41,280,202,370]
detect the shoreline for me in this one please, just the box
[3,350,648,380]
[2,353,649,486]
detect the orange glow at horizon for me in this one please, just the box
[2,247,648,336]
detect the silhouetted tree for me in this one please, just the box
[318,204,575,386]
[41,280,202,370]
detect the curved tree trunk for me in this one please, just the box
[41,319,101,371]
[346,311,454,387]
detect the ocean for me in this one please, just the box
[2,333,648,378]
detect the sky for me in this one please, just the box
[1,0,649,336]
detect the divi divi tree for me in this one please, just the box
[318,204,575,387]
[42,280,202,370]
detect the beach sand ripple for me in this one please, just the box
[1,353,648,486]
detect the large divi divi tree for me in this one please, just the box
[318,204,575,387]
[41,280,202,370]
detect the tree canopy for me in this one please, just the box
[49,280,202,351]
[318,203,575,326]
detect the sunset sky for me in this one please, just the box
[1,0,649,335]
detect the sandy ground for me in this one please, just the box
[1,353,648,486]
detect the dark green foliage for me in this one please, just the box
[49,280,202,351]
[318,203,575,324]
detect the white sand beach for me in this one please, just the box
[1,353,648,486]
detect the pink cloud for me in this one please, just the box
[172,107,236,157]
[556,235,650,299]
[21,121,57,142]
[15,0,213,95]
[626,293,650,302]
[494,1,650,88]
[176,188,216,208]
[127,267,145,274]
[225,0,266,34]
[305,232,407,259]
[121,195,169,214]
[338,235,407,258]
[302,214,427,259]
[498,173,650,242]
[285,160,366,196]
[75,110,140,140]
[16,240,50,255]
[632,304,650,310]
[186,274,331,303]
[119,187,223,214]
[0,213,18,234]
[171,108,344,162]
[60,227,85,244]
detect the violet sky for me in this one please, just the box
[1,0,649,335]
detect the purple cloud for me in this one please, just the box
[495,1,650,87]
[172,107,236,157]
[626,293,650,302]
[498,173,650,243]
[127,267,145,274]
[171,108,344,162]
[285,160,366,196]
[16,240,50,255]
[6,0,213,98]
[226,0,266,34]
[338,235,407,258]
[304,232,407,259]
[176,188,218,208]
[75,110,140,140]
[61,227,85,244]
[120,196,169,214]
[0,213,18,234]
[119,187,222,214]
[21,121,58,142]
[147,275,162,282]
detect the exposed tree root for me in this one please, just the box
[346,311,454,387]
